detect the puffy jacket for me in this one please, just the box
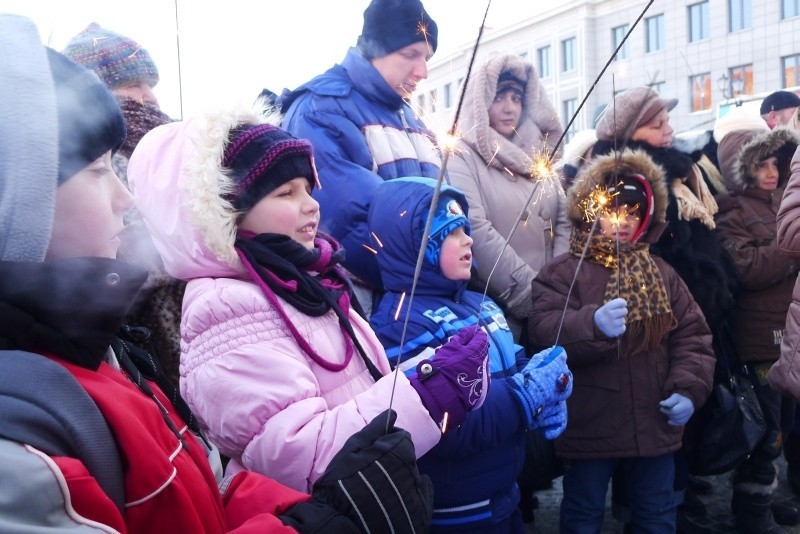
[448,54,569,321]
[369,177,529,530]
[768,145,800,398]
[280,48,441,287]
[128,108,440,493]
[715,128,800,362]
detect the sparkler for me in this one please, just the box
[385,0,495,432]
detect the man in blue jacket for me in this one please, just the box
[280,0,441,298]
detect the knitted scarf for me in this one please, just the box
[235,232,381,379]
[569,229,675,355]
[115,97,173,160]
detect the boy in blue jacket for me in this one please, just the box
[369,177,573,532]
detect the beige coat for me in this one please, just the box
[448,54,569,321]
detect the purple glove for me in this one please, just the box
[409,325,490,431]
[659,393,694,426]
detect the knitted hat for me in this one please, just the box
[496,70,526,98]
[596,86,678,142]
[356,0,438,59]
[48,48,127,184]
[760,90,800,115]
[713,106,768,143]
[424,192,470,267]
[222,124,317,212]
[62,23,159,90]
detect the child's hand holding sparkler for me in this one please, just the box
[594,298,628,338]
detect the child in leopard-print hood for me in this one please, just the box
[528,148,715,531]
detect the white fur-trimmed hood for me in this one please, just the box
[127,103,282,280]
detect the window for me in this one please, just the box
[428,89,437,113]
[648,81,666,95]
[784,54,800,87]
[416,94,426,114]
[729,64,754,96]
[563,98,578,143]
[444,83,452,109]
[537,46,552,78]
[728,0,752,31]
[646,14,665,52]
[690,73,712,112]
[612,25,629,60]
[562,37,577,72]
[688,2,710,42]
[784,0,800,19]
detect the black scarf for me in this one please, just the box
[235,232,381,380]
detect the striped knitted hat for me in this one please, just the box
[62,23,159,90]
[222,124,317,212]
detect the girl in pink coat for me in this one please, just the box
[127,105,489,493]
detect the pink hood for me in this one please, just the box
[127,106,281,281]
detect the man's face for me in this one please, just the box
[765,107,798,129]
[371,41,433,99]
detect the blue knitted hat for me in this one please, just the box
[424,193,469,268]
[356,0,438,58]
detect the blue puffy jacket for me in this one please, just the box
[280,48,441,287]
[368,177,529,531]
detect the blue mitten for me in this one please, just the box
[594,298,628,338]
[537,400,568,439]
[506,346,572,429]
[659,393,694,426]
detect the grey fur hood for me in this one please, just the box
[566,149,669,244]
[457,54,564,176]
[730,127,800,192]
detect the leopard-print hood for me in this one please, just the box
[565,149,669,244]
[729,127,800,192]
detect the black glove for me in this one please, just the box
[282,409,433,533]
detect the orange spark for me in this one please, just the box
[371,231,384,248]
[394,292,407,321]
[362,244,378,255]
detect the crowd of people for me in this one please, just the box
[4,0,800,532]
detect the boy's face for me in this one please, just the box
[598,204,642,244]
[239,177,319,250]
[631,108,674,148]
[46,151,133,261]
[754,156,779,191]
[371,41,433,98]
[439,226,473,280]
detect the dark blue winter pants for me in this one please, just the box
[559,453,676,533]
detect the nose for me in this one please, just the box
[142,85,160,107]
[112,172,135,215]
[413,58,428,81]
[464,233,474,247]
[303,191,320,213]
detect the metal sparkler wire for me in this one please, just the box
[385,0,494,432]
[173,0,184,120]
[479,0,655,325]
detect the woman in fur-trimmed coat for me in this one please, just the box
[716,127,800,531]
[448,53,570,337]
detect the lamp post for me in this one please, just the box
[718,72,732,99]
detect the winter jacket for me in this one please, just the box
[714,128,800,363]
[368,177,528,530]
[529,150,715,459]
[0,258,306,533]
[448,54,569,322]
[768,145,800,399]
[280,48,441,287]
[128,107,441,493]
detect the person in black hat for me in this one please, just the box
[280,0,441,312]
[760,90,800,129]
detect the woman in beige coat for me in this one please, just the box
[448,54,569,339]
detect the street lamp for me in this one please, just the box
[718,72,745,106]
[718,73,732,99]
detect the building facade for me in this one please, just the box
[418,0,800,141]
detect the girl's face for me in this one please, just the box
[239,177,319,250]
[630,108,674,148]
[598,205,643,243]
[754,156,779,191]
[488,90,523,139]
[439,226,473,281]
[46,151,133,261]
